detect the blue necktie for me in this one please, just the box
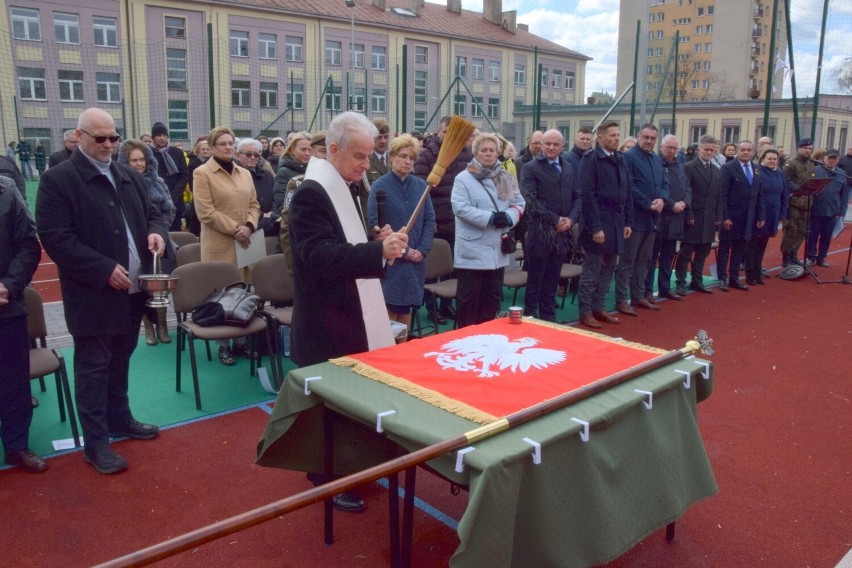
[744,162,753,184]
[551,161,561,175]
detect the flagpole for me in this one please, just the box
[95,333,713,568]
[783,0,801,143]
[810,0,830,140]
[762,0,781,136]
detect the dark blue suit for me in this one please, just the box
[519,154,581,321]
[616,145,670,303]
[577,146,634,316]
[716,159,765,283]
[807,165,846,263]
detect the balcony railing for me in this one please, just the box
[754,7,764,18]
[752,27,762,37]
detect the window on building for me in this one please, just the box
[414,110,426,131]
[168,100,189,140]
[260,82,277,108]
[827,126,836,149]
[258,33,276,60]
[350,43,365,68]
[650,13,655,23]
[372,46,387,70]
[96,72,120,103]
[471,97,483,118]
[690,125,707,144]
[647,65,654,74]
[552,70,562,88]
[11,8,41,41]
[648,48,654,57]
[165,16,185,39]
[93,17,117,47]
[707,6,714,15]
[657,30,664,39]
[371,89,386,113]
[18,68,46,100]
[454,94,467,116]
[566,71,575,90]
[326,41,341,66]
[325,86,342,111]
[659,12,665,21]
[649,31,654,40]
[231,80,250,107]
[415,46,428,64]
[655,64,662,74]
[54,13,80,44]
[656,47,664,56]
[456,56,467,78]
[693,61,701,71]
[230,31,249,57]
[541,67,548,87]
[704,43,712,52]
[721,126,740,143]
[704,60,711,71]
[350,87,366,112]
[414,70,427,104]
[697,7,704,16]
[706,24,712,33]
[285,36,303,62]
[166,48,187,90]
[702,79,710,89]
[487,97,500,120]
[58,70,84,102]
[489,60,501,82]
[694,44,702,53]
[692,79,699,89]
[472,58,484,80]
[287,83,304,109]
[839,128,848,152]
[696,25,702,35]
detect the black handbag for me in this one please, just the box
[192,283,260,327]
[480,180,517,255]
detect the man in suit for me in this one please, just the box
[36,108,168,474]
[615,124,669,315]
[520,129,581,322]
[0,175,44,473]
[150,121,189,231]
[48,130,79,169]
[715,140,765,290]
[366,118,390,186]
[676,134,722,295]
[576,121,633,328]
[650,134,692,300]
[562,127,593,173]
[289,111,407,512]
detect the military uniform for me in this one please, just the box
[781,155,815,266]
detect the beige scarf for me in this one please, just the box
[304,157,394,351]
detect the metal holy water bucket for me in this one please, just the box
[138,250,179,308]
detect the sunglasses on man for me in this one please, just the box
[80,129,121,144]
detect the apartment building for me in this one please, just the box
[616,0,787,103]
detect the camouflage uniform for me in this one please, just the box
[780,155,815,265]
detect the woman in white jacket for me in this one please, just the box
[451,133,525,327]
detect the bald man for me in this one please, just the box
[37,108,168,474]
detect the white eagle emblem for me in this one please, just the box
[424,334,566,378]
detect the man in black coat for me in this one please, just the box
[289,111,408,512]
[520,129,581,322]
[648,134,692,300]
[676,134,722,295]
[561,127,593,173]
[0,175,44,473]
[715,140,765,291]
[150,121,188,231]
[576,121,634,328]
[48,129,79,169]
[36,108,168,474]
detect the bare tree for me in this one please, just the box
[837,59,852,94]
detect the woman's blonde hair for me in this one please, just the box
[283,131,311,157]
[388,134,421,160]
[207,126,234,149]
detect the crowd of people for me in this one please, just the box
[2,107,849,494]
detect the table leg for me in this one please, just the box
[323,407,334,546]
[389,472,400,568]
[666,521,676,542]
[401,466,416,568]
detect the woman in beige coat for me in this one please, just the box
[193,126,261,365]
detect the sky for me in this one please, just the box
[430,0,852,100]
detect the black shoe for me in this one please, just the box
[439,305,456,319]
[110,420,160,440]
[730,280,749,291]
[84,446,128,474]
[659,290,682,301]
[230,344,250,357]
[675,284,688,296]
[817,259,830,268]
[718,281,729,292]
[218,346,236,366]
[746,278,758,286]
[332,491,366,513]
[428,313,447,325]
[689,282,712,294]
[5,449,47,473]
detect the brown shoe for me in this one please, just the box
[644,294,657,304]
[593,311,620,324]
[632,298,660,311]
[5,449,47,473]
[615,301,638,317]
[580,313,602,328]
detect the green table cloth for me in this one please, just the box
[257,352,716,567]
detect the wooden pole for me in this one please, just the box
[96,338,708,568]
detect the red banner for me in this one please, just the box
[332,319,665,423]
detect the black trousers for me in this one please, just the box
[746,235,770,281]
[675,242,712,287]
[646,237,678,294]
[456,267,504,328]
[716,238,747,282]
[72,293,146,450]
[0,315,33,453]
